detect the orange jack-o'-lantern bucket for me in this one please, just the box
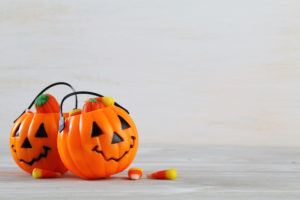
[57,91,139,179]
[9,82,78,174]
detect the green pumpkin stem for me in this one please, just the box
[89,99,101,103]
[35,94,49,106]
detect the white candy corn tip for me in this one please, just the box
[130,174,141,180]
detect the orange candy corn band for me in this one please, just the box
[128,168,143,180]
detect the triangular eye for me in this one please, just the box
[118,115,130,129]
[13,124,21,137]
[35,123,48,138]
[21,137,32,148]
[112,132,123,144]
[91,122,103,137]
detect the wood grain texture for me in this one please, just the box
[1,144,300,199]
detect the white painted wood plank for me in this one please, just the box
[1,144,300,199]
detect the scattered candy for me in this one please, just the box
[147,168,177,180]
[128,168,143,180]
[100,97,115,106]
[32,168,61,179]
[69,108,82,116]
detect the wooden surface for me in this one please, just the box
[1,144,300,199]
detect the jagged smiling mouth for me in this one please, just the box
[92,136,136,162]
[11,145,51,166]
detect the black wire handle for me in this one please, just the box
[13,82,78,123]
[59,91,129,133]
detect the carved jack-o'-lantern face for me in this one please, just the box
[10,112,67,174]
[90,114,137,162]
[9,82,78,174]
[57,100,138,179]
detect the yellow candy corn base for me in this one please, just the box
[102,97,114,106]
[165,168,177,180]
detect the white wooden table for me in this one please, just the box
[1,144,300,199]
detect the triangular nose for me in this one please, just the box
[112,132,123,144]
[21,137,32,148]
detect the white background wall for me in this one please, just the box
[0,0,299,146]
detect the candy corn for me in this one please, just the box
[32,168,61,179]
[101,97,115,106]
[128,168,143,180]
[147,168,177,180]
[69,108,81,117]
